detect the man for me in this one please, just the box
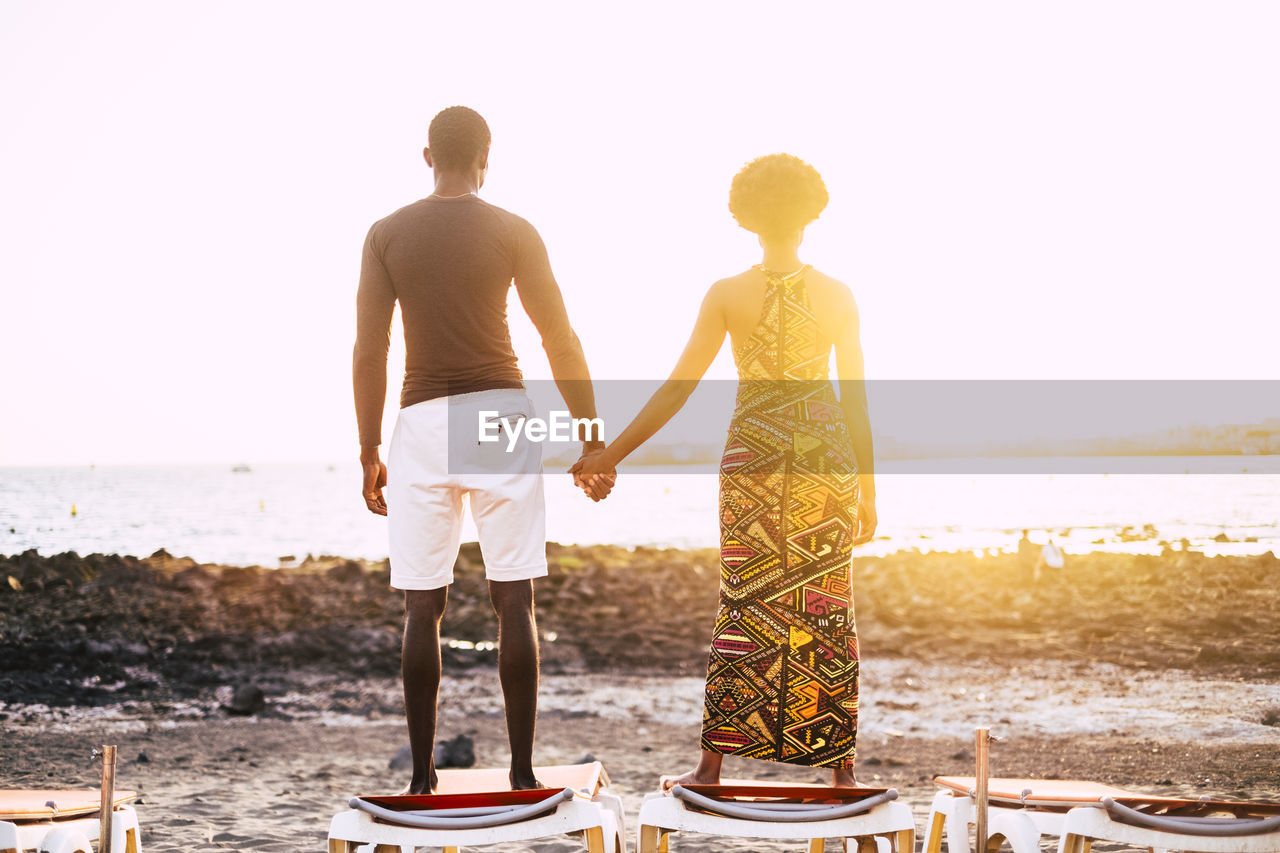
[354,106,611,793]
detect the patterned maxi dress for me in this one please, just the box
[700,264,860,769]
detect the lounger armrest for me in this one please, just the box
[350,787,574,829]
[1100,798,1280,838]
[670,786,898,823]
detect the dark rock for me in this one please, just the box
[434,734,475,769]
[218,566,259,586]
[442,645,485,669]
[327,560,364,583]
[575,753,597,764]
[389,745,413,771]
[83,639,117,658]
[136,750,150,763]
[224,684,265,716]
[347,627,398,657]
[173,565,214,592]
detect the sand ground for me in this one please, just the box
[4,658,1278,853]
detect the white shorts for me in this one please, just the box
[386,388,547,590]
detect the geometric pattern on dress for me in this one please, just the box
[701,265,862,770]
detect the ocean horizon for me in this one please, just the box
[3,456,1278,567]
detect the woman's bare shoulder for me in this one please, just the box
[807,267,857,313]
[806,266,852,294]
[705,268,762,301]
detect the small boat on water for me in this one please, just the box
[231,464,252,473]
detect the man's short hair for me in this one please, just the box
[428,106,491,171]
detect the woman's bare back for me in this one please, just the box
[716,266,857,358]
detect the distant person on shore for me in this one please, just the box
[1037,538,1065,582]
[1017,528,1038,577]
[353,106,609,793]
[571,154,876,786]
[1017,529,1065,583]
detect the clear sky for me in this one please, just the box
[2,1,1277,465]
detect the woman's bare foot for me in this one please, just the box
[831,766,858,788]
[660,767,721,790]
[661,750,724,791]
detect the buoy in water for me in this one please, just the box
[71,504,77,517]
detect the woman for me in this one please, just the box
[571,154,876,786]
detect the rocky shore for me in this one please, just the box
[3,544,1279,853]
[2,544,1278,709]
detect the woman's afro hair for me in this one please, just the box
[428,106,491,171]
[729,154,829,239]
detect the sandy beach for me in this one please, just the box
[3,545,1279,851]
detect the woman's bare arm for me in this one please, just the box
[573,283,728,476]
[834,290,878,543]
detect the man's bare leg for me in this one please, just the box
[661,750,723,789]
[488,579,543,789]
[402,587,448,794]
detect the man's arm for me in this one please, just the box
[510,219,612,499]
[510,222,603,440]
[353,224,396,515]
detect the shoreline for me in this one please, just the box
[6,458,1279,566]
[7,659,1279,743]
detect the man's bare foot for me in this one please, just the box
[831,767,858,788]
[660,767,721,791]
[397,780,435,795]
[397,767,438,795]
[510,769,547,790]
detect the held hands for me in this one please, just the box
[361,450,388,516]
[568,447,616,502]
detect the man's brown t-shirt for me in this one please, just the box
[353,195,579,448]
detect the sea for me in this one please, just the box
[2,457,1279,566]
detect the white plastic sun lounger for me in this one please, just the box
[923,777,1129,853]
[637,781,914,853]
[923,776,1280,853]
[326,762,625,853]
[0,789,142,853]
[1060,795,1280,853]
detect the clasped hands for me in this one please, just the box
[569,444,616,502]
